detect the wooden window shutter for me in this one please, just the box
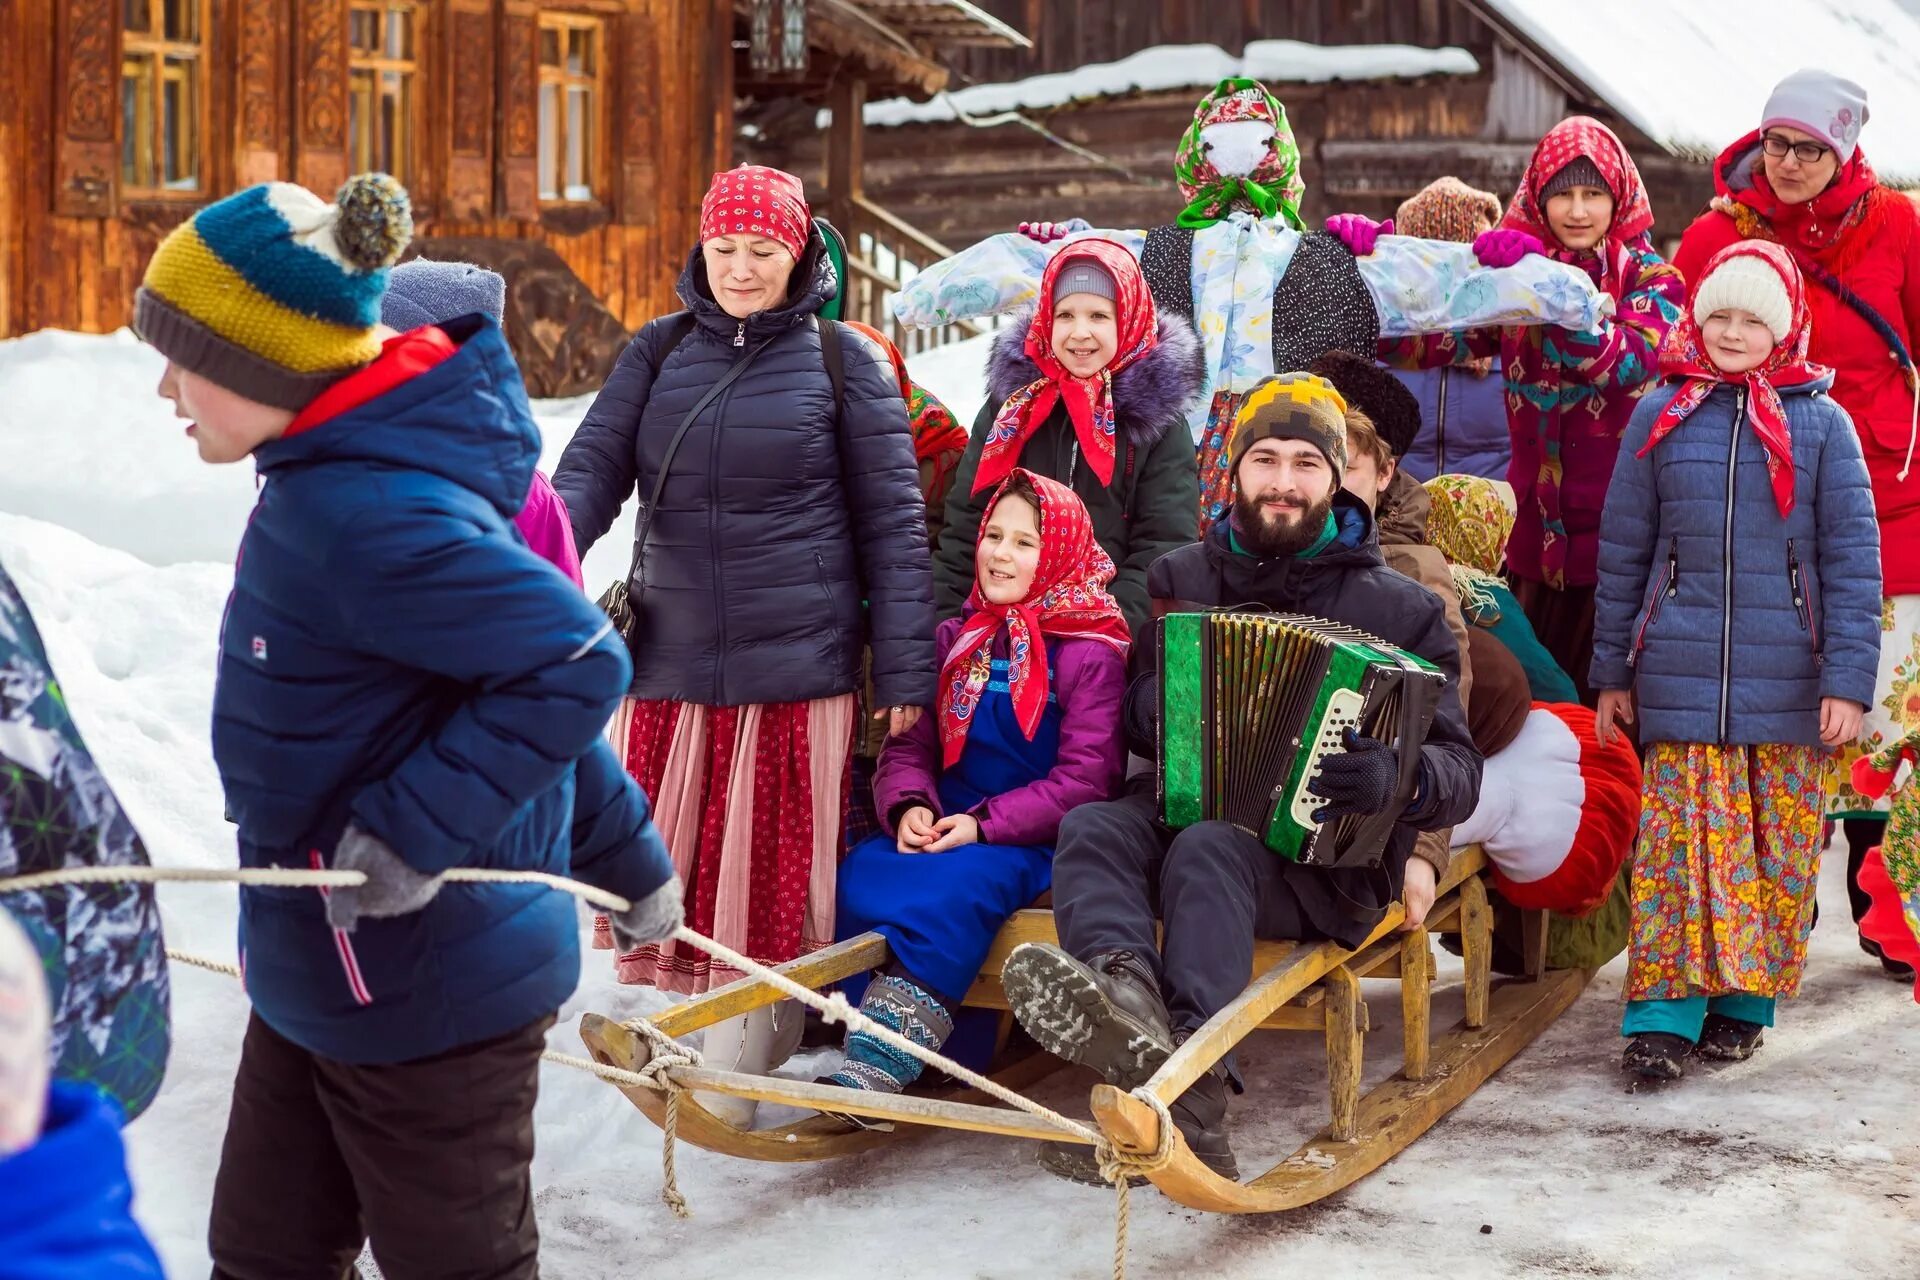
[445,0,495,220]
[53,0,119,218]
[293,0,351,195]
[497,1,539,220]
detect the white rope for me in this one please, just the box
[7,864,1176,1275]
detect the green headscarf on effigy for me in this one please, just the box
[1172,76,1305,231]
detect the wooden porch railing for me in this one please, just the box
[841,194,991,358]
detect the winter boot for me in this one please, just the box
[817,974,955,1130]
[1002,945,1175,1087]
[1621,1032,1691,1082]
[694,1000,806,1129]
[1861,935,1918,981]
[1696,1013,1765,1061]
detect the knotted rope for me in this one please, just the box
[5,864,1179,1279]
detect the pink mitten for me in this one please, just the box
[1324,213,1391,257]
[1016,218,1089,243]
[1473,228,1547,269]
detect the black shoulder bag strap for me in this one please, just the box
[818,316,846,412]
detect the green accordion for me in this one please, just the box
[1156,611,1446,868]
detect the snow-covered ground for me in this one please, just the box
[3,329,1917,1278]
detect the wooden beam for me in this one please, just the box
[646,933,892,1038]
[1400,930,1433,1082]
[1323,967,1363,1142]
[826,74,866,238]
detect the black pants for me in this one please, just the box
[209,1012,554,1280]
[1844,818,1888,925]
[1052,791,1320,1037]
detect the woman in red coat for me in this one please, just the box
[1674,68,1920,980]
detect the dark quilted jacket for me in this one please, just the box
[1591,374,1882,745]
[555,231,936,709]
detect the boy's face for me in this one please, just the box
[1341,444,1396,513]
[157,363,296,464]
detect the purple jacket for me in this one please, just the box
[873,619,1126,846]
[517,469,583,587]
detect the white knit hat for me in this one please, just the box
[1692,253,1793,344]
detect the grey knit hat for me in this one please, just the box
[1054,257,1117,304]
[1539,155,1610,202]
[381,259,508,331]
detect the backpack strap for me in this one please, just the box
[645,310,697,373]
[818,316,846,415]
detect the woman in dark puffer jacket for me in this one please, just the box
[555,167,935,1123]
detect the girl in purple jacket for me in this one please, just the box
[825,470,1129,1106]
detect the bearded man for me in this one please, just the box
[1001,372,1482,1184]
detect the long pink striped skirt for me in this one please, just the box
[594,693,855,994]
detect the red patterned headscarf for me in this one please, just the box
[1639,240,1829,517]
[939,470,1130,767]
[974,238,1158,495]
[1501,116,1654,295]
[699,165,810,260]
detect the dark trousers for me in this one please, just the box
[1052,791,1315,1037]
[209,1012,553,1280]
[1845,818,1888,924]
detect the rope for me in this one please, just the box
[5,863,1177,1274]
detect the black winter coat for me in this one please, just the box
[934,308,1204,637]
[1137,494,1483,942]
[555,231,935,709]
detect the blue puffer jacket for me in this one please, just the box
[1391,361,1511,483]
[0,1083,163,1278]
[1591,374,1882,745]
[217,316,675,1064]
[555,228,935,709]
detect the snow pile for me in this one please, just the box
[905,329,997,428]
[1482,0,1920,184]
[3,328,1918,1278]
[859,40,1479,129]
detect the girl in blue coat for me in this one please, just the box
[1592,240,1881,1081]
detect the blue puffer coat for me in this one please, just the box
[1391,362,1511,483]
[1590,373,1882,745]
[555,228,935,710]
[217,316,675,1064]
[0,1083,164,1278]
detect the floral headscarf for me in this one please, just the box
[1173,77,1305,230]
[1424,473,1516,618]
[975,238,1158,494]
[1639,240,1830,517]
[940,470,1131,767]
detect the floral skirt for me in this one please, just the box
[1626,742,1831,1002]
[1829,593,1920,819]
[595,694,855,994]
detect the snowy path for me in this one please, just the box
[3,331,1916,1279]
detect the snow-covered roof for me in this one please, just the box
[859,40,1480,129]
[1478,0,1920,185]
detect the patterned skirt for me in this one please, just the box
[1829,593,1920,819]
[1627,742,1831,1002]
[594,694,855,994]
[1195,390,1239,534]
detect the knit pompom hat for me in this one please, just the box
[1691,252,1794,344]
[1395,176,1502,243]
[1230,372,1349,483]
[135,174,412,409]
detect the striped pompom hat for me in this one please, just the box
[135,174,413,409]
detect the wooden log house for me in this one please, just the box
[0,0,1027,390]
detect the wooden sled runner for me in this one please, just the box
[579,845,1592,1212]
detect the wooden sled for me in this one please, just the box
[579,845,1592,1211]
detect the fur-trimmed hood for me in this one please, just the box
[985,306,1206,450]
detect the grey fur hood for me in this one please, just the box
[984,306,1206,449]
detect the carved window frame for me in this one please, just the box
[121,0,211,199]
[535,10,606,206]
[348,0,426,185]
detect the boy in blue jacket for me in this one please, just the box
[136,174,680,1279]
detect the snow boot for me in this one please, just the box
[1621,1032,1691,1082]
[817,974,955,1130]
[1860,935,1918,981]
[695,1000,806,1129]
[1035,1049,1238,1187]
[1696,1014,1765,1061]
[1002,945,1174,1087]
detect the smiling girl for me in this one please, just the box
[1591,240,1881,1081]
[825,470,1129,1109]
[934,239,1203,637]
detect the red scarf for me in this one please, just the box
[1639,241,1830,517]
[974,238,1158,494]
[939,470,1130,767]
[1500,116,1655,303]
[1717,130,1881,258]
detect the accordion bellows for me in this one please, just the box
[1157,611,1445,868]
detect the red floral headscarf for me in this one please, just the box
[939,470,1130,767]
[1501,116,1654,295]
[698,165,810,260]
[974,238,1158,495]
[1639,240,1830,517]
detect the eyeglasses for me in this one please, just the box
[1761,133,1833,165]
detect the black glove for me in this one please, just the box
[1307,729,1400,824]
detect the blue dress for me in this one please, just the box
[838,656,1061,1004]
